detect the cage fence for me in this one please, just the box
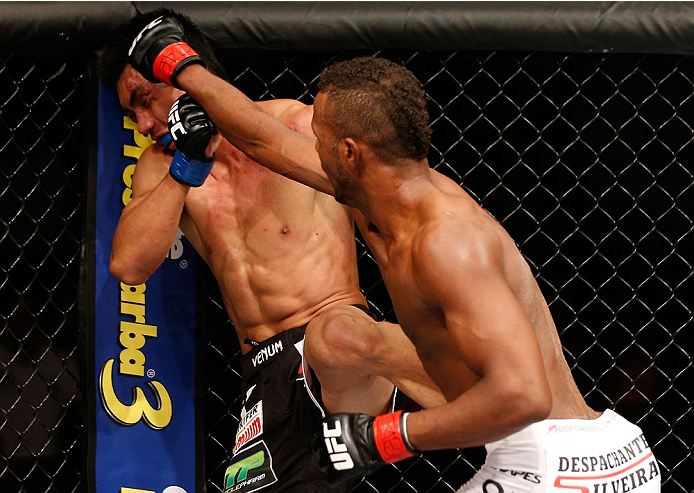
[1,32,692,493]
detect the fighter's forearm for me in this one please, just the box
[110,175,189,285]
[405,376,551,451]
[175,65,334,194]
[315,373,550,486]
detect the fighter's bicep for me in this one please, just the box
[276,131,333,194]
[243,100,331,194]
[178,212,206,262]
[130,145,171,199]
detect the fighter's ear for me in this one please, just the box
[340,137,364,176]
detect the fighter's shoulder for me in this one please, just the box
[413,212,501,273]
[132,144,172,188]
[138,143,172,166]
[257,99,313,127]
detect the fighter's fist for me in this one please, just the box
[168,94,217,160]
[167,94,217,187]
[128,15,205,87]
[314,411,419,486]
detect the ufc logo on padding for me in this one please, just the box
[323,421,355,470]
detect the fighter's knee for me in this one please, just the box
[306,310,381,368]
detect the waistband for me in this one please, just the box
[487,410,634,450]
[353,303,379,321]
[239,325,307,378]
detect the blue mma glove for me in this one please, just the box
[169,150,214,188]
[167,94,217,187]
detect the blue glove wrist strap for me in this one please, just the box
[169,150,213,187]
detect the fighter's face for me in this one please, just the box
[312,93,356,206]
[116,64,182,145]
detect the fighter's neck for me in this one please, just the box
[209,138,267,175]
[361,167,436,243]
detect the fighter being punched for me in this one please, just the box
[121,10,662,493]
[99,10,443,493]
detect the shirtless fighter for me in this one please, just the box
[97,10,443,493]
[124,15,662,493]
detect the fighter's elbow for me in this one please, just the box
[500,377,552,427]
[525,386,552,423]
[109,256,149,286]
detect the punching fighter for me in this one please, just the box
[124,13,662,493]
[97,10,444,493]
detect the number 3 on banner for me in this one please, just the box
[99,358,173,429]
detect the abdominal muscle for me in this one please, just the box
[182,154,365,351]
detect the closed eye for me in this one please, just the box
[122,107,137,123]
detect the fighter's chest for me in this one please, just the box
[184,164,312,247]
[387,270,427,320]
[377,255,421,319]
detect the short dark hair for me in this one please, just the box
[96,8,227,87]
[317,56,431,162]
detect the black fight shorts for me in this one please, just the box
[223,325,346,493]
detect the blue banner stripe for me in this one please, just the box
[94,84,198,493]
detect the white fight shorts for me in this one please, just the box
[457,410,660,493]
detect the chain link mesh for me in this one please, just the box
[1,55,85,492]
[1,49,691,493]
[203,50,693,493]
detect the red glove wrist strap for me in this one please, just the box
[154,42,200,86]
[373,410,415,464]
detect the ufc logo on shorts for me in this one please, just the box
[168,100,186,139]
[323,421,354,470]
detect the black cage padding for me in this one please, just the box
[3,2,694,56]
